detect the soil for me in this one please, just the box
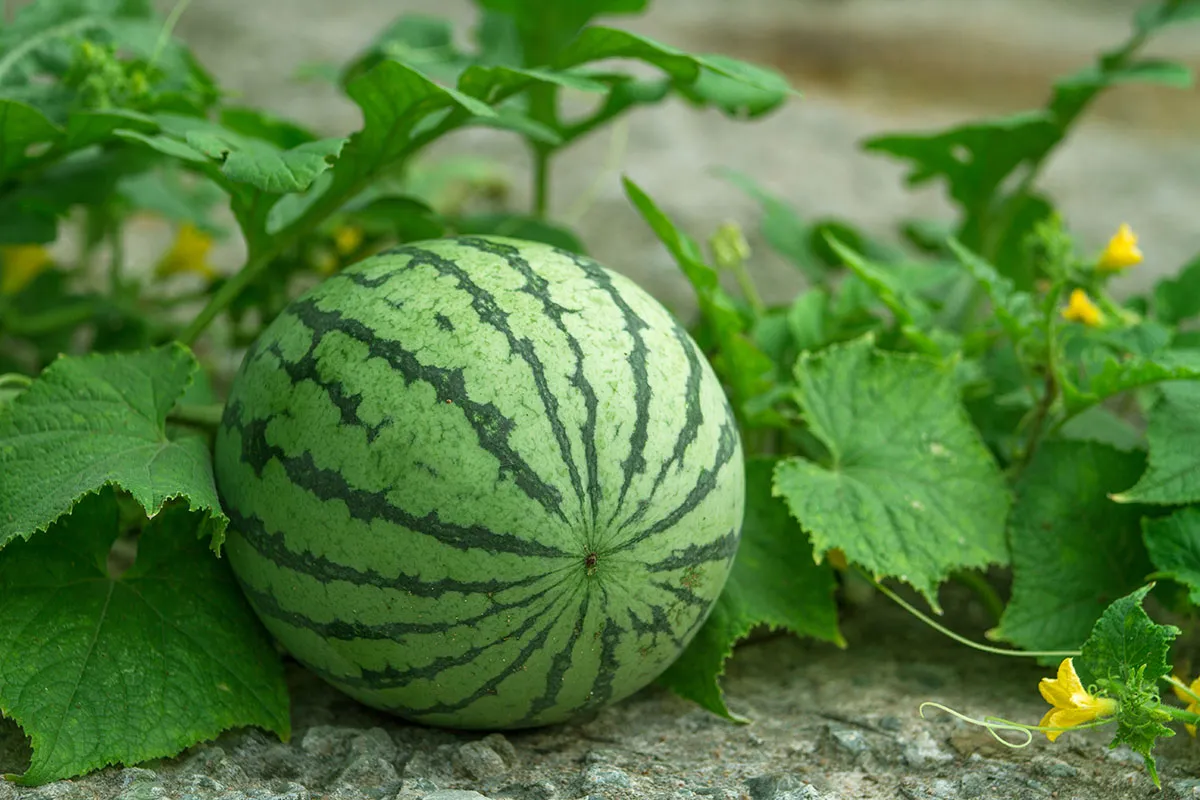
[3,583,1199,799]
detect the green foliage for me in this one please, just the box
[2,0,1200,786]
[0,345,226,549]
[0,489,289,784]
[994,441,1153,654]
[658,459,842,720]
[1078,586,1181,787]
[773,337,1010,605]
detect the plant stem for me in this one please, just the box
[180,108,481,346]
[527,83,559,218]
[872,578,1080,659]
[167,402,225,431]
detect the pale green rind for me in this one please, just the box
[214,235,744,728]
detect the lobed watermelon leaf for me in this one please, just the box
[0,100,62,182]
[993,441,1152,655]
[1143,506,1200,605]
[0,343,227,551]
[0,489,289,785]
[773,336,1010,607]
[659,458,842,720]
[1114,381,1200,505]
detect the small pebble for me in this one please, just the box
[576,764,632,791]
[455,740,510,781]
[423,791,493,800]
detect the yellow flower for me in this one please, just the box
[156,223,216,280]
[1097,223,1142,272]
[1038,657,1117,741]
[332,224,363,256]
[1172,675,1200,736]
[1,245,53,296]
[1062,289,1103,327]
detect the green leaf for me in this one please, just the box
[1144,507,1200,604]
[948,239,1038,340]
[555,27,792,105]
[1077,585,1180,787]
[1061,356,1200,416]
[480,0,648,58]
[659,459,842,719]
[155,114,346,194]
[0,489,289,785]
[772,336,1010,604]
[63,107,155,150]
[1081,585,1178,685]
[340,14,472,86]
[1114,381,1200,505]
[332,60,493,193]
[1136,0,1200,34]
[457,64,608,101]
[864,111,1057,220]
[1153,253,1200,326]
[994,441,1152,654]
[675,55,791,118]
[0,99,62,180]
[0,344,227,551]
[825,236,939,355]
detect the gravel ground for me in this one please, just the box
[3,585,1200,799]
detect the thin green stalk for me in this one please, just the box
[167,402,225,431]
[872,578,1080,659]
[527,83,559,218]
[150,0,194,67]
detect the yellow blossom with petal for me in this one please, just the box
[156,223,216,280]
[1038,657,1117,741]
[1097,223,1142,272]
[1062,289,1103,327]
[333,224,364,256]
[1172,675,1200,736]
[1,245,53,296]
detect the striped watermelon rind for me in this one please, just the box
[214,235,744,729]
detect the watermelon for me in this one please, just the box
[214,235,744,729]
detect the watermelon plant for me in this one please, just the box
[1,0,1200,789]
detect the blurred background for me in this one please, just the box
[39,0,1200,313]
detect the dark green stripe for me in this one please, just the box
[516,588,592,724]
[645,527,740,573]
[610,319,707,532]
[233,415,571,558]
[627,603,684,649]
[579,607,623,712]
[228,507,557,596]
[552,247,653,524]
[288,293,571,528]
[236,565,570,640]
[452,236,600,529]
[267,340,390,442]
[614,417,739,550]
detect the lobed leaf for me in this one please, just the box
[1114,381,1200,505]
[994,441,1152,654]
[658,459,842,719]
[0,343,227,550]
[1143,507,1200,605]
[0,490,289,785]
[772,336,1010,605]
